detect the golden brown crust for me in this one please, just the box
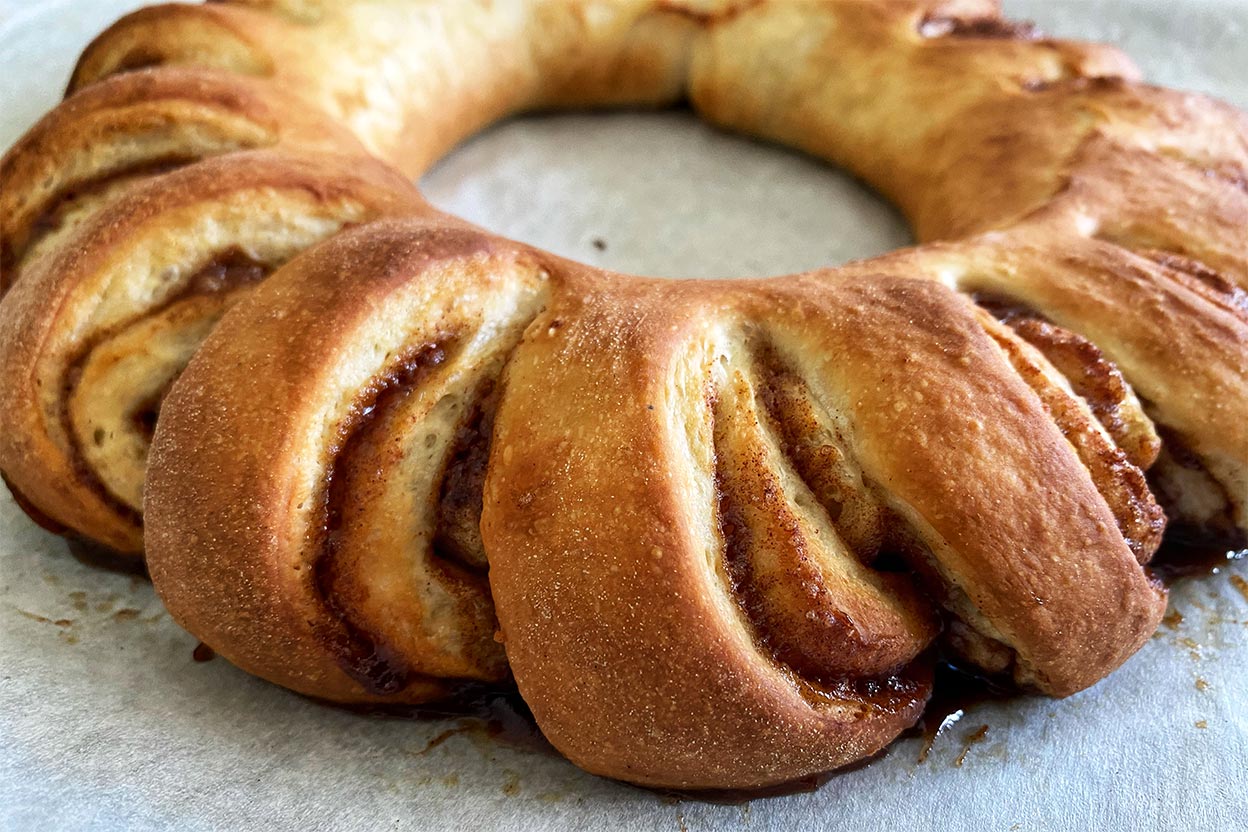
[1,0,1244,789]
[890,224,1248,530]
[146,222,1170,782]
[483,271,1166,787]
[0,66,363,293]
[146,218,549,702]
[0,151,424,553]
[69,4,281,91]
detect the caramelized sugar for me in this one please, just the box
[909,661,1016,765]
[1149,526,1248,581]
[312,341,454,696]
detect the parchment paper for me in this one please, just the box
[1,1,1246,830]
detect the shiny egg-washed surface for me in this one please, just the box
[0,0,1245,790]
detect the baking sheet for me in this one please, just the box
[1,1,1246,829]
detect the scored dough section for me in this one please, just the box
[0,67,366,293]
[70,258,267,514]
[0,151,424,552]
[708,340,937,680]
[316,308,540,691]
[901,226,1248,535]
[971,310,1164,563]
[145,219,551,703]
[483,278,929,789]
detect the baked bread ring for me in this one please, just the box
[1,0,1245,790]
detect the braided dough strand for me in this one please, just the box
[0,151,425,551]
[146,219,551,701]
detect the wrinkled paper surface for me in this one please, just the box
[1,1,1246,829]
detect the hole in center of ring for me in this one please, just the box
[421,110,913,280]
